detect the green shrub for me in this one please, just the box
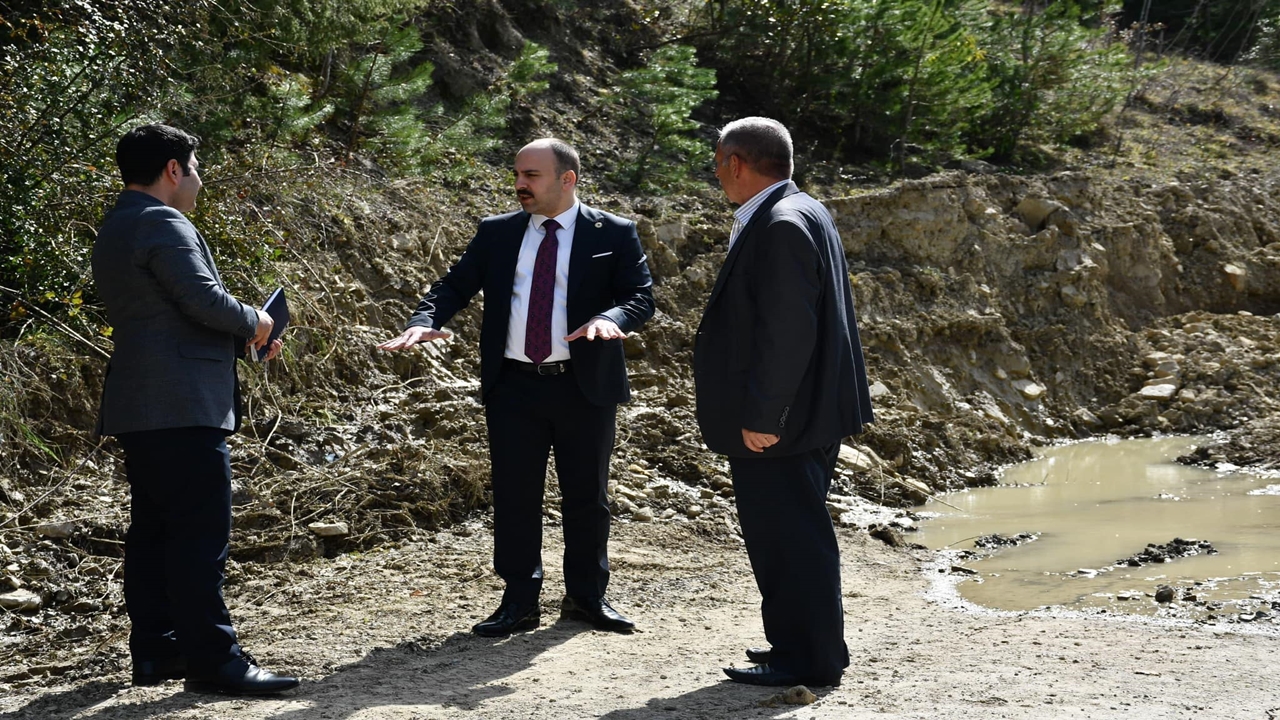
[417,41,558,183]
[0,0,556,335]
[1121,0,1280,63]
[1245,13,1280,69]
[329,23,438,169]
[702,0,995,163]
[611,44,718,193]
[700,0,1139,165]
[970,1,1142,160]
[0,0,182,333]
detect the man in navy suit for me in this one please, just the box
[93,124,296,694]
[379,138,654,636]
[695,117,874,687]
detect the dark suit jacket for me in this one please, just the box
[407,203,654,406]
[92,190,259,436]
[694,182,874,457]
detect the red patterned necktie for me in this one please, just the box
[524,218,560,364]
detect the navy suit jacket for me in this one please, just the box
[694,182,874,457]
[407,203,654,406]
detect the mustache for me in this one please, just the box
[516,190,534,199]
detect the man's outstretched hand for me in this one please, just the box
[566,317,624,342]
[377,326,452,351]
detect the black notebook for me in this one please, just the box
[251,287,289,361]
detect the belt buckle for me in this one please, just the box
[536,362,561,376]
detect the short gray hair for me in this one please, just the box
[718,117,793,180]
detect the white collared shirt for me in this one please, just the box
[505,200,580,362]
[729,178,791,250]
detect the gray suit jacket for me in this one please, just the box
[92,190,259,436]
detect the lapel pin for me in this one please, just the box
[595,221,603,228]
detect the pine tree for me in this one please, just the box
[334,24,436,170]
[613,45,718,194]
[419,41,558,182]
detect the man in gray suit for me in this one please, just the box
[92,124,297,695]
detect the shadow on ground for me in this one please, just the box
[597,682,838,720]
[0,622,578,720]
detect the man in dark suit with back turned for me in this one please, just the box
[92,124,297,695]
[695,117,874,688]
[378,138,654,636]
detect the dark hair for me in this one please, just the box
[116,124,200,186]
[546,138,581,180]
[718,117,793,180]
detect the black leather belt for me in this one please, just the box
[505,359,572,375]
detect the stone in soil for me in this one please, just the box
[308,522,349,537]
[868,523,905,548]
[759,686,818,707]
[1116,538,1216,568]
[0,589,42,611]
[974,532,1038,549]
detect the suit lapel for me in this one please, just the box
[705,181,798,309]
[567,204,601,301]
[495,212,529,307]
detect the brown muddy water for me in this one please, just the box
[916,437,1280,624]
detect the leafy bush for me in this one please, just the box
[699,0,1140,165]
[1244,13,1280,69]
[0,0,556,335]
[611,44,718,193]
[329,23,438,168]
[969,1,1141,160]
[701,0,996,162]
[1119,0,1280,63]
[0,0,183,334]
[416,41,557,183]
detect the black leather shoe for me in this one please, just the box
[184,652,299,695]
[745,646,772,664]
[132,655,187,686]
[723,663,841,687]
[472,602,540,637]
[560,596,635,633]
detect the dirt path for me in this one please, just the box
[2,520,1278,720]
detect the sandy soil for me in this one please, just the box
[2,517,1277,720]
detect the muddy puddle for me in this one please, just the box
[916,437,1280,625]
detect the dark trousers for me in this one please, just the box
[729,443,848,682]
[485,364,617,607]
[116,426,241,670]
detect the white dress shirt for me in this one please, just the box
[729,178,791,251]
[505,200,579,362]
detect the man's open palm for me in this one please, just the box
[377,326,452,351]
